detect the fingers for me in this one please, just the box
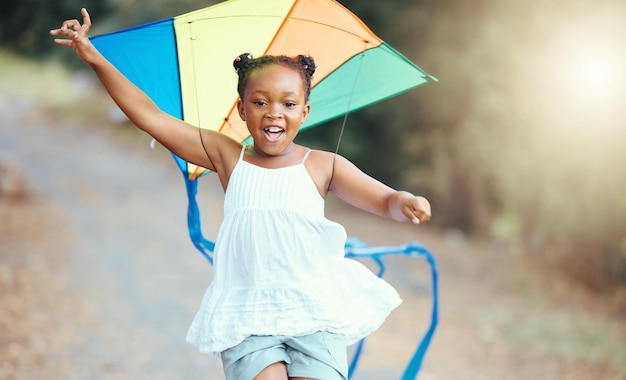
[408,196,431,225]
[49,8,91,38]
[51,38,74,48]
[410,210,428,224]
[49,25,80,47]
[49,8,99,64]
[63,19,82,31]
[81,8,92,30]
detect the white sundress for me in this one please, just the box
[186,147,402,354]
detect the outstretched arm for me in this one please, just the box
[329,154,431,224]
[49,8,237,173]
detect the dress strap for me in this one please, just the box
[301,149,313,164]
[239,145,246,161]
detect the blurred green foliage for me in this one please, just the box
[3,0,624,292]
[0,0,112,56]
[403,0,626,292]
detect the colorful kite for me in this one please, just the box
[91,0,438,378]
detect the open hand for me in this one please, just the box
[49,8,98,64]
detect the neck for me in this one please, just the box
[247,143,303,169]
[251,142,296,158]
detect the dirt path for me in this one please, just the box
[1,93,623,380]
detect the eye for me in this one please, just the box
[253,100,267,106]
[285,101,297,108]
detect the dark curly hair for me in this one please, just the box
[233,53,316,102]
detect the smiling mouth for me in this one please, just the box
[264,126,285,142]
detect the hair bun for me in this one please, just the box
[234,53,253,73]
[298,55,316,79]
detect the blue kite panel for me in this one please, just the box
[91,19,183,119]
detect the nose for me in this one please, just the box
[266,104,283,119]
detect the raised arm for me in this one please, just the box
[329,154,431,224]
[49,8,239,175]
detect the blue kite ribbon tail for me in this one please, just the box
[400,250,438,380]
[344,239,439,380]
[181,171,215,264]
[348,337,366,377]
[347,252,385,377]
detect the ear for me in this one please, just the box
[237,99,245,121]
[301,103,310,124]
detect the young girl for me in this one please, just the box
[51,9,431,380]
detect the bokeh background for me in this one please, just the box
[1,0,625,379]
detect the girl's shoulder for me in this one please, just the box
[300,147,342,197]
[304,147,354,170]
[301,146,335,168]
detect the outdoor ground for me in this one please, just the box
[1,86,625,379]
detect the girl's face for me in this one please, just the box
[237,64,310,157]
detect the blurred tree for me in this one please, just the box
[405,0,626,291]
[0,0,112,57]
[97,0,221,32]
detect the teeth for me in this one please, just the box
[265,127,283,133]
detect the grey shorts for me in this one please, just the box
[220,331,348,380]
